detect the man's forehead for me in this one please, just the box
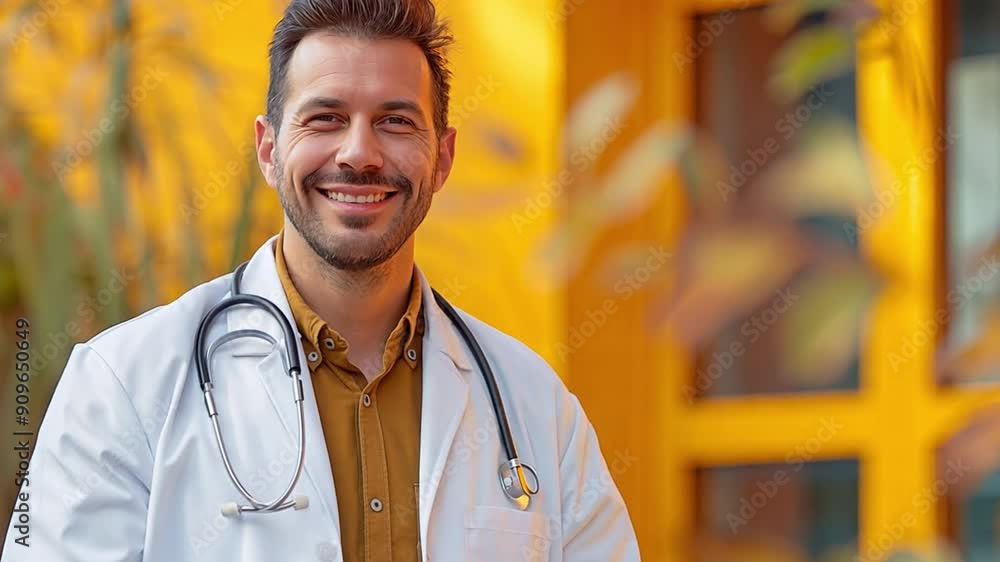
[287,33,432,105]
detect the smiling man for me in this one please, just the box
[2,1,639,560]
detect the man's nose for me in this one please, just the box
[335,122,384,172]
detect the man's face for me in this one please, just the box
[255,34,456,271]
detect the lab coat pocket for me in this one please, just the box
[464,505,554,562]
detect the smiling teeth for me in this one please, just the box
[326,192,387,203]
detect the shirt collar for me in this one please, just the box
[273,227,423,365]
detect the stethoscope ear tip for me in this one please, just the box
[221,502,241,518]
[293,496,310,510]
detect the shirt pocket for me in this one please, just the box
[464,505,555,562]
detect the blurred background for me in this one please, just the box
[2,0,1000,560]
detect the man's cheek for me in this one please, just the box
[294,137,337,171]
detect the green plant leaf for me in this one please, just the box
[528,202,602,286]
[649,221,812,343]
[230,148,261,270]
[765,0,836,32]
[770,25,854,102]
[677,131,733,221]
[764,0,878,34]
[594,121,690,223]
[780,258,878,386]
[754,118,874,217]
[563,72,637,161]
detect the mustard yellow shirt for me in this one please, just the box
[274,228,423,562]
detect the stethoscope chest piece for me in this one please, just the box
[498,459,540,511]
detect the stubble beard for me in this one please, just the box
[274,157,435,274]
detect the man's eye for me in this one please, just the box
[382,116,412,126]
[312,114,341,123]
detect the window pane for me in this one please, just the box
[945,0,1000,385]
[696,460,859,561]
[945,2,1000,555]
[693,7,860,397]
[955,469,1000,562]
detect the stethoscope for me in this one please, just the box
[194,260,540,518]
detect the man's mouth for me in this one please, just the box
[323,190,396,203]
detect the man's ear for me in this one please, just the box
[432,126,457,194]
[255,115,278,188]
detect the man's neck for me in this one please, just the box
[281,227,415,378]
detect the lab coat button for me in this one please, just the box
[316,541,338,561]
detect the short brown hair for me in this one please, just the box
[266,0,454,136]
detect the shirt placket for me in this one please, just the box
[358,380,391,562]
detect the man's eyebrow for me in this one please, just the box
[294,97,424,118]
[294,97,346,117]
[380,99,423,116]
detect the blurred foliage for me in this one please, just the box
[541,0,884,386]
[542,0,1000,393]
[0,0,273,373]
[0,0,270,535]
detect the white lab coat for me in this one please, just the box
[2,235,639,561]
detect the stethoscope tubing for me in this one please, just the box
[196,260,538,516]
[430,288,518,462]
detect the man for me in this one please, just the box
[3,0,639,560]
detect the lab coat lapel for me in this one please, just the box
[223,235,340,532]
[415,269,473,553]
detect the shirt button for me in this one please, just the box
[323,338,336,350]
[362,393,372,407]
[369,498,383,512]
[307,351,320,363]
[406,348,418,361]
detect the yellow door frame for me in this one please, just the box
[567,0,1000,560]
